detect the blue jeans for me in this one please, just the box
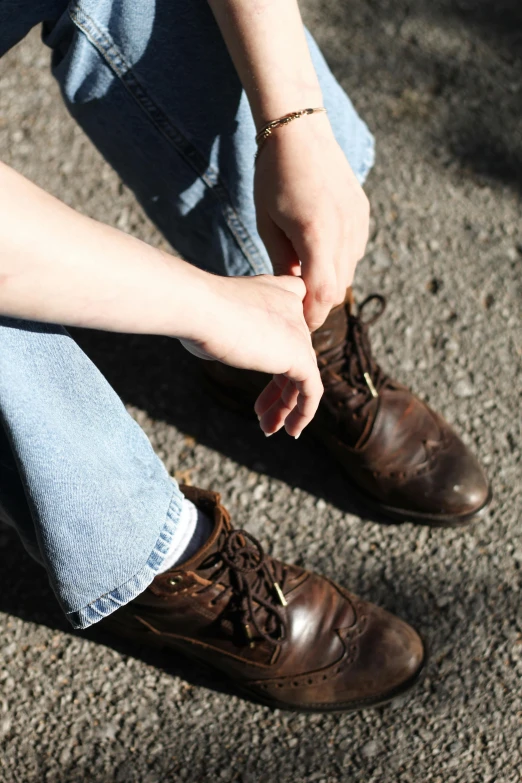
[0,0,375,629]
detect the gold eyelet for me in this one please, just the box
[168,575,182,586]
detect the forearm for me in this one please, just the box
[0,162,211,338]
[207,0,322,127]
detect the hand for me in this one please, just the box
[180,274,323,438]
[254,112,370,331]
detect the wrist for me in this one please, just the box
[163,254,225,344]
[255,108,334,165]
[251,87,324,132]
[159,252,212,340]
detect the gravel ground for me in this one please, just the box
[1,1,521,781]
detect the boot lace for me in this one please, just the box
[319,294,391,409]
[196,529,289,649]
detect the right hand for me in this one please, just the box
[254,113,370,332]
[180,274,323,439]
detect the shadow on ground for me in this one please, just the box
[70,328,395,525]
[320,0,522,191]
[1,510,518,782]
[0,508,487,711]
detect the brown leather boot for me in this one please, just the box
[101,486,425,713]
[204,290,491,527]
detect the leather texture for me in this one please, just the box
[204,290,491,526]
[101,486,425,712]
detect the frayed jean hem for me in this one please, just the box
[66,487,184,630]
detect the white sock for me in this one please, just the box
[158,498,213,573]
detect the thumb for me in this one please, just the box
[270,274,307,301]
[258,214,301,277]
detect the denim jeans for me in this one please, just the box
[0,0,375,629]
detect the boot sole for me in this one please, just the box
[350,483,492,529]
[204,372,492,529]
[100,615,428,714]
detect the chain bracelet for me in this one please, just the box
[254,107,327,163]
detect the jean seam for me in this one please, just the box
[68,2,268,276]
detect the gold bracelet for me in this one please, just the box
[254,107,327,163]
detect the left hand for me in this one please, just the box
[179,273,322,438]
[254,112,370,332]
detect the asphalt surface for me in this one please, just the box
[0,1,521,781]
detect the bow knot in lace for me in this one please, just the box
[198,529,288,649]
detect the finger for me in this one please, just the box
[257,214,301,277]
[283,365,324,438]
[259,383,300,436]
[260,361,323,438]
[302,265,338,332]
[254,375,289,418]
[291,224,339,332]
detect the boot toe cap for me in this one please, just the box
[403,430,491,521]
[378,418,491,524]
[345,605,425,705]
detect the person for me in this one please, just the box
[0,0,488,712]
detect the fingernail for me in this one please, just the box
[294,433,301,440]
[264,431,273,438]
